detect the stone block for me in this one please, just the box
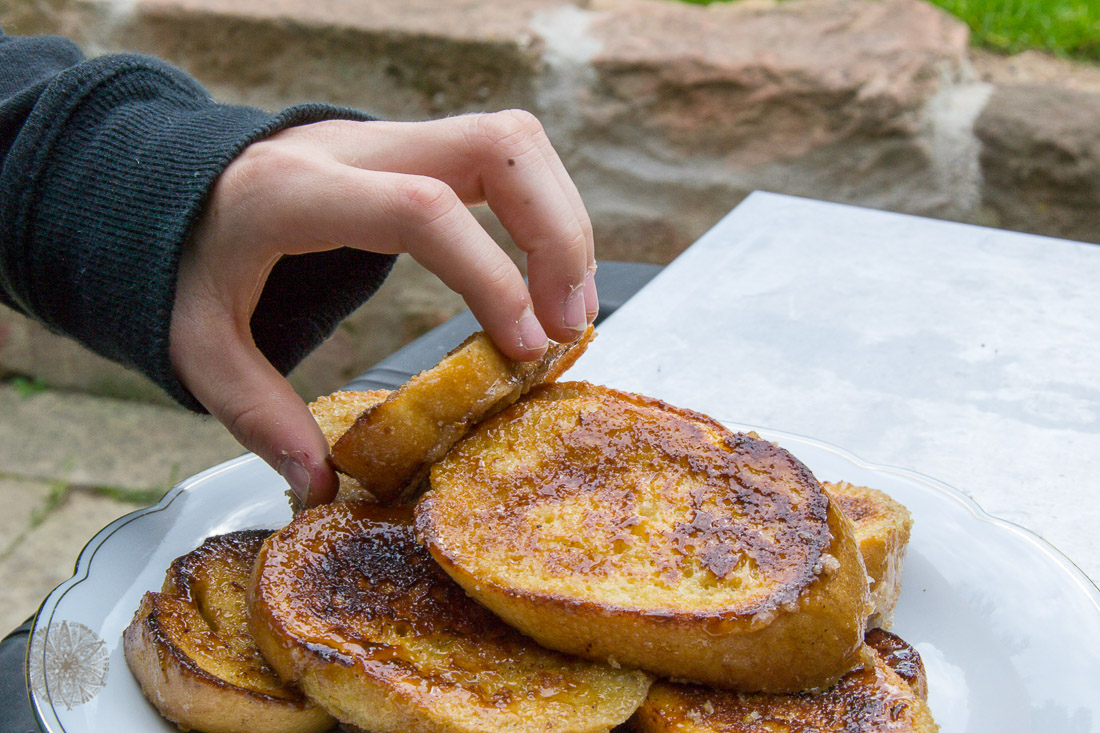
[529,0,972,261]
[585,0,967,164]
[0,306,175,406]
[975,84,1100,245]
[111,0,552,117]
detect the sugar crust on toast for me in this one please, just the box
[630,628,936,732]
[864,628,928,702]
[248,501,653,733]
[825,481,913,629]
[417,381,870,693]
[331,327,594,505]
[123,530,334,733]
[308,389,390,503]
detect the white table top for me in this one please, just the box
[570,191,1100,585]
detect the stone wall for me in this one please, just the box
[3,0,1098,404]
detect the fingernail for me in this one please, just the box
[518,307,548,353]
[583,268,598,323]
[563,285,587,334]
[278,453,312,506]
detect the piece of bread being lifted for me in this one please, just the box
[416,381,870,693]
[309,389,390,503]
[824,481,913,629]
[331,326,594,504]
[630,627,936,732]
[123,531,335,733]
[249,501,653,733]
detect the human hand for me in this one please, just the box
[169,111,598,507]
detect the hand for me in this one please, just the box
[169,111,598,507]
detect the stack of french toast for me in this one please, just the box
[124,327,937,733]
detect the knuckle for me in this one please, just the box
[219,141,317,210]
[478,257,519,295]
[392,176,458,225]
[561,227,589,259]
[473,109,545,151]
[235,139,310,179]
[577,210,594,242]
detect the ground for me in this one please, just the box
[971,48,1100,93]
[0,384,243,632]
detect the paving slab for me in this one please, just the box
[0,475,54,557]
[0,489,145,632]
[0,384,250,632]
[0,384,245,491]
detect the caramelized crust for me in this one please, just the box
[631,630,936,733]
[331,327,594,505]
[249,501,652,733]
[418,381,869,692]
[123,531,334,733]
[308,389,390,503]
[825,482,913,629]
[865,628,928,701]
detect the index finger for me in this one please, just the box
[293,114,599,342]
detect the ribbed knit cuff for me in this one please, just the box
[0,51,395,410]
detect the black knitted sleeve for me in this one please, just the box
[0,33,396,411]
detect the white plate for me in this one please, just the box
[27,425,1100,733]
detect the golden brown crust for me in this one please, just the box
[248,501,652,733]
[308,390,391,503]
[825,482,913,629]
[865,628,928,701]
[123,531,334,733]
[418,381,869,693]
[331,327,594,505]
[631,631,936,732]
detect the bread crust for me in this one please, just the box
[825,481,913,629]
[248,501,652,733]
[308,389,390,503]
[331,327,593,504]
[865,628,928,701]
[122,530,334,733]
[631,629,936,732]
[418,381,869,693]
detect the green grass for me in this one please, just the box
[87,484,169,506]
[30,480,70,528]
[932,0,1100,60]
[10,375,49,398]
[676,0,1100,62]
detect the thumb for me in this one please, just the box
[177,330,339,507]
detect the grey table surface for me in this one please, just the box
[569,191,1100,586]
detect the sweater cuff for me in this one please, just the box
[1,52,395,410]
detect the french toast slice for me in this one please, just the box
[824,481,913,629]
[308,389,390,503]
[864,627,928,701]
[123,530,334,733]
[331,326,594,505]
[248,501,653,733]
[630,629,936,732]
[417,381,870,693]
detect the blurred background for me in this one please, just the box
[1,0,1098,629]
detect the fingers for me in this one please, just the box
[280,112,600,341]
[469,111,596,339]
[168,111,596,510]
[256,162,552,360]
[169,290,339,507]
